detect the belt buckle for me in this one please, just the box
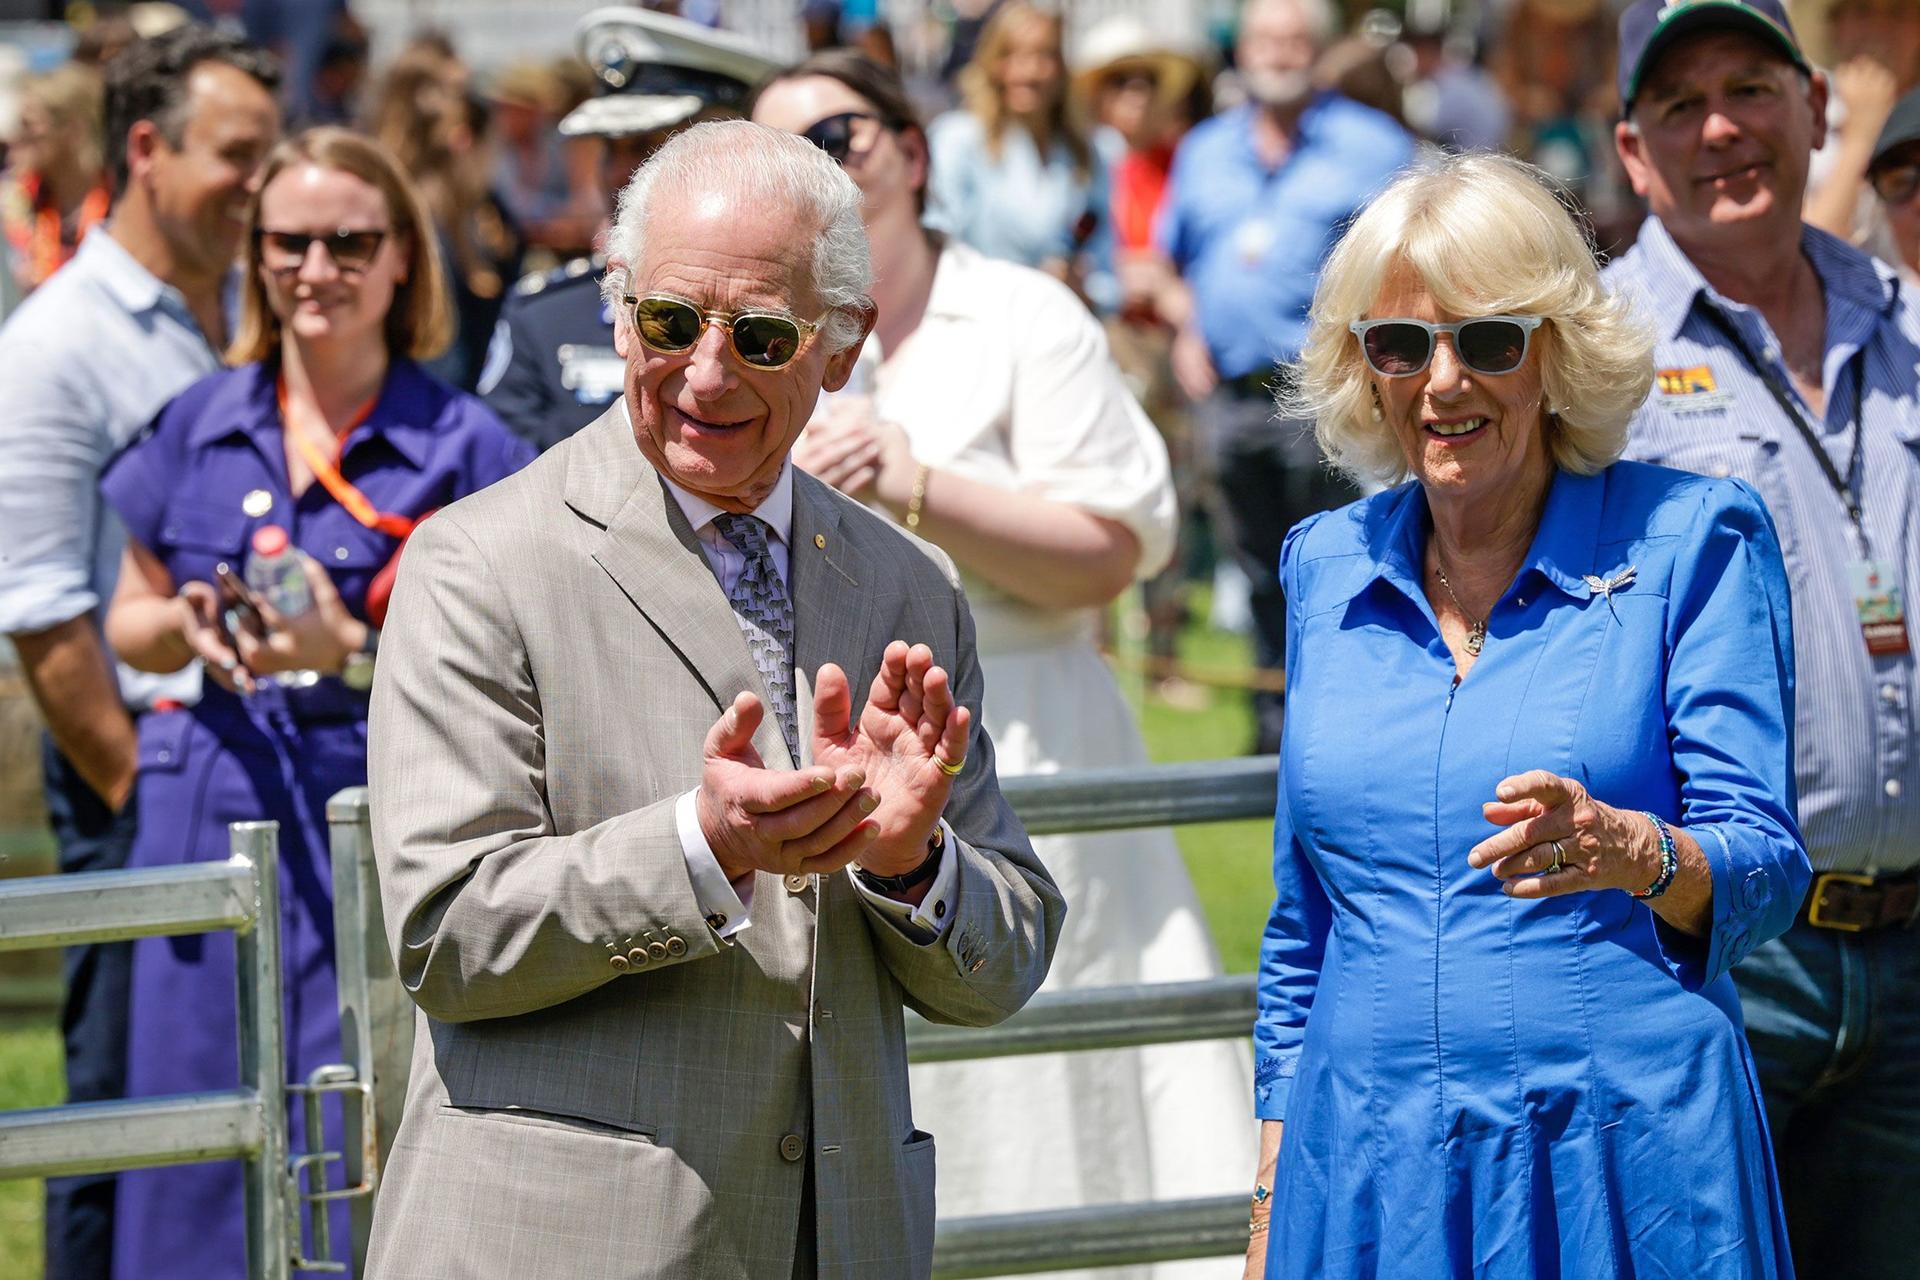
[1808,871,1876,932]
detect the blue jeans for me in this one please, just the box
[40,734,136,1280]
[1736,916,1920,1280]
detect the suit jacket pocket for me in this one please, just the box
[439,1102,657,1142]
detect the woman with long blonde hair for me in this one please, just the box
[927,2,1117,309]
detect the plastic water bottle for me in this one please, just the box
[245,525,313,617]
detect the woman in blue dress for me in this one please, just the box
[99,126,533,1280]
[1245,152,1809,1278]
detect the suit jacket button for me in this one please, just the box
[627,948,650,967]
[665,935,687,957]
[779,1133,806,1162]
[647,941,669,961]
[609,954,630,972]
[784,874,809,894]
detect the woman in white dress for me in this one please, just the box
[753,52,1255,1279]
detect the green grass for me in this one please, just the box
[0,603,1274,1278]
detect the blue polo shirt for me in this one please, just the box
[1156,94,1415,381]
[1608,216,1920,875]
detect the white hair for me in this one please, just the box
[1283,151,1655,484]
[600,119,873,352]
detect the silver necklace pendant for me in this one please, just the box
[1464,623,1486,656]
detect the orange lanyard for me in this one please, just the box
[278,380,417,540]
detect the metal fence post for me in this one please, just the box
[231,821,292,1280]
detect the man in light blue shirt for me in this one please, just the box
[1606,3,1920,1274]
[0,27,277,1279]
[1152,0,1413,752]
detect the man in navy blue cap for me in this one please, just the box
[1607,4,1920,1276]
[478,7,778,451]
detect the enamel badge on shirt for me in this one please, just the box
[1850,558,1911,657]
[1655,364,1734,415]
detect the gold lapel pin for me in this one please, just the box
[814,534,826,549]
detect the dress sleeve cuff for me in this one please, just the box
[1253,1054,1295,1121]
[676,789,752,939]
[847,818,959,944]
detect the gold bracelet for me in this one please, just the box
[904,463,930,530]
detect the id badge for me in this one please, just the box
[1850,558,1911,657]
[1233,219,1276,265]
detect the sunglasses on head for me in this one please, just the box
[624,293,824,370]
[1349,315,1544,378]
[799,110,884,166]
[255,227,390,274]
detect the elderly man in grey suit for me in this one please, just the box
[363,119,1064,1279]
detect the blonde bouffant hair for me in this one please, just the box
[1285,152,1655,485]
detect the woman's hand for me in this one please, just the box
[792,398,917,511]
[1469,770,1665,898]
[175,581,254,695]
[232,556,368,679]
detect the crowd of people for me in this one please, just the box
[0,1,1915,1280]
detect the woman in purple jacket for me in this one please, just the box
[99,127,533,1280]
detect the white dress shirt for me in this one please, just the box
[646,438,958,941]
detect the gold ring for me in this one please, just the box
[934,753,965,776]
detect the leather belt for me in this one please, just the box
[1803,869,1920,932]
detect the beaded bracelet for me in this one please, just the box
[1631,812,1678,900]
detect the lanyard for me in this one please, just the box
[277,380,417,540]
[1698,303,1867,540]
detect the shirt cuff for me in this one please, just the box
[676,789,752,938]
[847,819,959,944]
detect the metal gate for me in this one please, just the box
[324,754,1279,1277]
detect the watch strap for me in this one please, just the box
[854,823,945,894]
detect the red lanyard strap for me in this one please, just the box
[279,380,418,540]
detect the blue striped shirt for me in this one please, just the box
[1606,216,1920,874]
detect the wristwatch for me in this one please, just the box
[853,823,945,895]
[341,626,379,692]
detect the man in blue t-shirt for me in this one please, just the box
[1152,0,1413,753]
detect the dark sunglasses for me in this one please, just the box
[623,293,823,370]
[1871,162,1920,206]
[1349,315,1544,378]
[799,110,884,166]
[255,227,390,274]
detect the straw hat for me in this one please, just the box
[1070,16,1208,112]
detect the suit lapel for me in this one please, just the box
[567,408,789,768]
[790,474,888,765]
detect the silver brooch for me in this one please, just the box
[1583,566,1637,620]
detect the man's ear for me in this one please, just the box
[820,297,878,392]
[124,118,167,189]
[1807,69,1831,154]
[609,258,634,359]
[1614,118,1652,199]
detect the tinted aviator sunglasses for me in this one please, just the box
[623,293,824,370]
[1349,315,1544,378]
[255,227,389,273]
[799,110,885,165]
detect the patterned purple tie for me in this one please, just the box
[712,512,799,764]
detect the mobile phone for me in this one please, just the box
[215,563,264,630]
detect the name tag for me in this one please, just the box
[559,345,624,405]
[1656,364,1733,415]
[1851,558,1911,657]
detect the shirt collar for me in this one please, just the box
[1628,214,1898,341]
[1342,466,1606,611]
[922,239,981,321]
[186,359,441,471]
[619,399,796,544]
[76,226,175,316]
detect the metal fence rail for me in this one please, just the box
[325,754,1281,1278]
[0,823,292,1280]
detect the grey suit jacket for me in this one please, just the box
[363,407,1064,1279]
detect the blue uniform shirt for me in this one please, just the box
[1156,94,1414,380]
[1609,216,1920,874]
[100,359,534,720]
[478,255,623,452]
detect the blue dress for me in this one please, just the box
[1257,462,1809,1279]
[98,359,533,1280]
